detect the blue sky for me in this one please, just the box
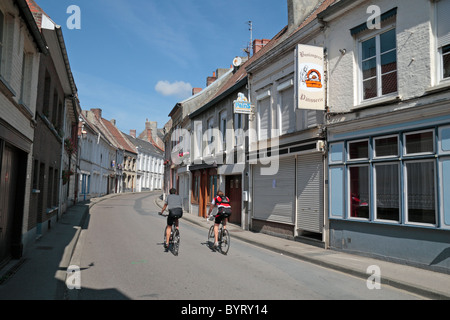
[36,0,287,134]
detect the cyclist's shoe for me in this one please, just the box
[213,242,219,250]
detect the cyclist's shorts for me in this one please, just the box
[214,214,227,225]
[168,208,183,226]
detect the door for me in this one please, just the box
[226,175,242,225]
[0,145,19,265]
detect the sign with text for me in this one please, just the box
[234,93,253,115]
[296,44,325,110]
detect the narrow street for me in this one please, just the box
[69,192,423,300]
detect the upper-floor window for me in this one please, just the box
[360,28,397,101]
[219,110,227,151]
[436,0,450,81]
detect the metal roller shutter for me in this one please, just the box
[253,157,295,224]
[296,153,324,233]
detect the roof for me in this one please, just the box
[101,119,137,154]
[123,134,164,158]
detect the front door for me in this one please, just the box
[0,144,19,265]
[226,175,242,225]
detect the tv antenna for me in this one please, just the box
[248,21,253,57]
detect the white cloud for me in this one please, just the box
[155,80,193,98]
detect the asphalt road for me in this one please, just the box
[70,192,423,301]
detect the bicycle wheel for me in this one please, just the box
[219,229,230,255]
[172,229,180,256]
[207,225,215,247]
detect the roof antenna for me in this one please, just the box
[248,21,253,57]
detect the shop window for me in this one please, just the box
[405,161,436,225]
[374,135,398,158]
[404,130,434,155]
[349,165,370,219]
[374,163,400,221]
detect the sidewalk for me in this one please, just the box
[155,197,450,300]
[0,193,448,300]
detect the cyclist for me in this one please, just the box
[160,188,183,251]
[207,190,231,249]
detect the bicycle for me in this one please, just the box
[159,212,180,256]
[207,219,230,255]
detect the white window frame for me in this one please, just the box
[347,139,370,161]
[347,164,370,221]
[373,134,399,159]
[373,161,401,223]
[403,129,435,157]
[277,78,295,136]
[358,25,397,102]
[404,159,438,227]
[435,0,450,83]
[256,89,271,141]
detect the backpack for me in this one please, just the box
[216,195,232,217]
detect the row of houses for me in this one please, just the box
[0,0,164,269]
[164,0,450,273]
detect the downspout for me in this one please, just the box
[58,99,67,220]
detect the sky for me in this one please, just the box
[35,0,288,134]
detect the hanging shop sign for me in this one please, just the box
[296,44,325,111]
[233,92,254,115]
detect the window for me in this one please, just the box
[404,130,434,155]
[374,135,398,158]
[436,0,450,80]
[257,90,271,140]
[405,161,436,225]
[348,140,369,160]
[277,80,295,135]
[443,44,450,79]
[360,28,397,100]
[374,163,400,221]
[349,165,370,219]
[195,122,202,159]
[219,111,227,151]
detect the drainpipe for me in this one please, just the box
[58,99,67,220]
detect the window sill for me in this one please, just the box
[425,80,450,95]
[352,94,401,111]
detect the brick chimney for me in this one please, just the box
[91,108,102,119]
[287,0,322,31]
[253,39,270,55]
[130,130,136,138]
[192,88,202,96]
[206,71,217,87]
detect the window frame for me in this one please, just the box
[347,164,371,220]
[358,26,398,102]
[404,159,438,227]
[373,161,401,223]
[373,134,399,159]
[403,129,435,157]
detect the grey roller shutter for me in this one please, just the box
[253,157,295,224]
[297,153,324,233]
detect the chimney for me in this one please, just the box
[192,88,202,96]
[91,108,102,119]
[111,119,116,126]
[253,39,270,55]
[130,130,136,138]
[206,71,217,87]
[287,0,321,31]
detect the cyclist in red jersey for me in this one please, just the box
[207,190,232,249]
